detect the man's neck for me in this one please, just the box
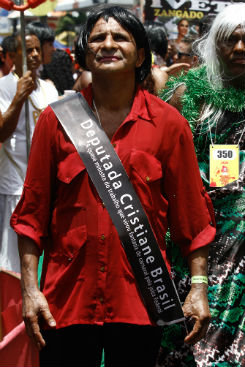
[223,71,245,90]
[226,78,245,90]
[90,73,138,140]
[92,73,137,111]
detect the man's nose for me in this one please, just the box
[102,35,116,49]
[234,39,245,52]
[31,48,39,57]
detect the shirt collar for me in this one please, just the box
[125,85,155,123]
[82,84,155,125]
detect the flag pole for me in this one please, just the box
[19,5,31,157]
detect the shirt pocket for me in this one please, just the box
[129,150,168,245]
[129,150,167,212]
[50,225,87,261]
[53,153,88,235]
[57,151,86,184]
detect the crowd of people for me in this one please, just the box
[0,2,244,367]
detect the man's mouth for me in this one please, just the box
[97,55,120,62]
[28,61,40,70]
[231,57,245,64]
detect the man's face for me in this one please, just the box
[217,26,245,80]
[14,35,42,72]
[42,41,54,64]
[0,49,14,75]
[85,17,144,77]
[176,41,197,66]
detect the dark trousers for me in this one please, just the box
[39,323,163,367]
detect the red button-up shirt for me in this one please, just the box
[11,85,215,329]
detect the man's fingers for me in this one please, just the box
[184,315,210,344]
[40,307,56,328]
[24,313,46,350]
[23,296,56,350]
[184,318,203,344]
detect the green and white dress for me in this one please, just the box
[158,66,245,367]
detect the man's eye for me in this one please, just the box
[224,37,236,46]
[90,36,104,42]
[114,35,127,41]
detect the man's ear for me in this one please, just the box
[136,48,145,68]
[8,51,16,63]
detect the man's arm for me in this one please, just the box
[183,245,211,344]
[0,71,35,142]
[18,235,56,350]
[162,112,215,344]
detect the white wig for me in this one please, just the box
[196,2,245,89]
[193,2,245,128]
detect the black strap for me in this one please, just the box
[50,93,185,326]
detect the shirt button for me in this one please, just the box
[68,257,72,261]
[99,297,104,303]
[112,143,116,148]
[102,202,105,208]
[146,176,150,182]
[100,266,105,272]
[101,234,105,240]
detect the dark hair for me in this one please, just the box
[41,49,74,95]
[1,35,16,56]
[26,21,55,46]
[75,6,151,83]
[11,29,38,51]
[177,18,189,26]
[145,25,168,59]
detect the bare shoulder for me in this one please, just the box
[143,68,169,95]
[151,68,169,94]
[73,71,92,92]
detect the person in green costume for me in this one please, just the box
[158,3,245,366]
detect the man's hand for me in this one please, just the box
[0,71,36,142]
[182,283,211,344]
[16,70,36,101]
[18,235,56,350]
[162,63,190,77]
[22,288,56,350]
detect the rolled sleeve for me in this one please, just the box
[181,223,216,257]
[10,107,58,252]
[10,185,48,253]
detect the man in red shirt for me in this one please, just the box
[11,6,215,367]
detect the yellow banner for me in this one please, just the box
[28,0,57,16]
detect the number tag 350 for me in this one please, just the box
[210,144,239,187]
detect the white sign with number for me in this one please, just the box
[210,144,239,187]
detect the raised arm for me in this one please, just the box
[0,71,35,142]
